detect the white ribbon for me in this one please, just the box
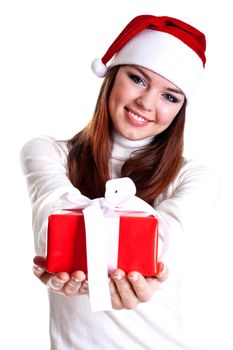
[52,177,169,312]
[83,204,115,311]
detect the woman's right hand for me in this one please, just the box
[33,256,88,296]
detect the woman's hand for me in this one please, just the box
[109,262,168,310]
[33,257,168,306]
[33,256,88,296]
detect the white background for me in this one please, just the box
[0,0,232,349]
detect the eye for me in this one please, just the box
[163,93,179,103]
[128,73,146,86]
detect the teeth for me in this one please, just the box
[129,111,146,122]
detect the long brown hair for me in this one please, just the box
[67,66,186,205]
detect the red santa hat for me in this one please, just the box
[91,15,206,100]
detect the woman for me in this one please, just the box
[21,14,219,350]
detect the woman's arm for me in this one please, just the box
[20,135,89,256]
[154,159,221,272]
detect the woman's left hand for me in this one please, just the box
[109,262,168,310]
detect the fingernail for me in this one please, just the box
[33,265,44,272]
[128,273,139,282]
[51,279,64,288]
[58,278,66,284]
[113,272,122,280]
[72,277,81,283]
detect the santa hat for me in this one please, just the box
[91,15,206,100]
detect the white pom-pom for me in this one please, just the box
[91,58,108,77]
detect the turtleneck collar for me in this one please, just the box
[111,132,154,161]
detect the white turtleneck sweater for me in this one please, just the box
[20,134,219,350]
[110,132,154,178]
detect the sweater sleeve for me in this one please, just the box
[154,159,221,268]
[20,135,88,256]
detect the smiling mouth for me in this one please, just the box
[125,107,153,125]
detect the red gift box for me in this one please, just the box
[46,210,158,276]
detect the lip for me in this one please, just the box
[125,107,153,127]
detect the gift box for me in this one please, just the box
[46,209,159,276]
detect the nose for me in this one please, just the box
[135,89,156,112]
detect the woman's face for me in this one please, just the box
[108,65,185,140]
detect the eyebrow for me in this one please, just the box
[130,66,184,96]
[166,87,184,95]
